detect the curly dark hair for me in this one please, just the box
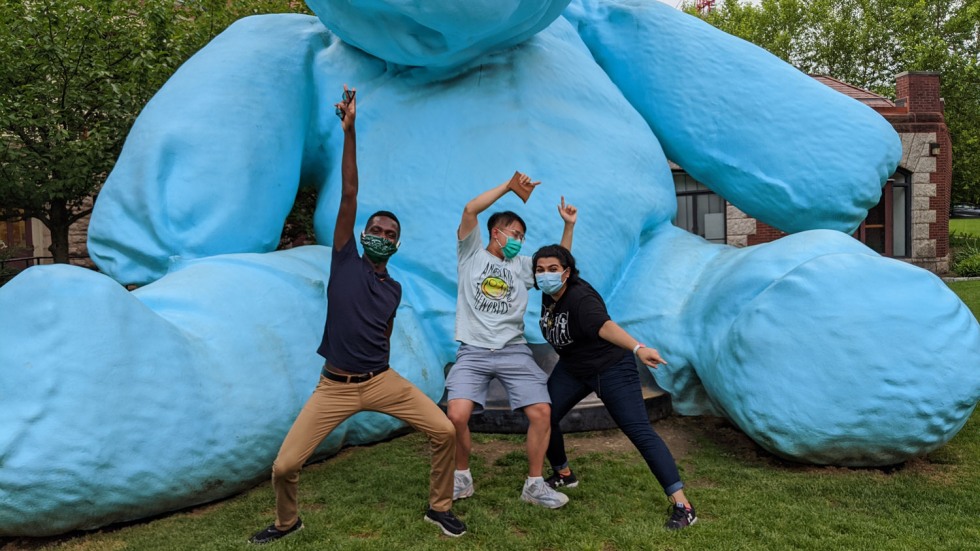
[531,244,580,290]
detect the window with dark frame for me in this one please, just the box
[891,169,911,258]
[856,169,911,258]
[673,171,726,244]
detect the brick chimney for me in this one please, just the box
[895,71,942,113]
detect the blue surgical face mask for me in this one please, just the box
[536,270,567,295]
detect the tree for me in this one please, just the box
[940,38,980,204]
[0,0,308,264]
[694,0,980,204]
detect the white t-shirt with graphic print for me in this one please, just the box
[455,227,533,349]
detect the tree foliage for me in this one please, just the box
[0,0,308,263]
[693,0,980,204]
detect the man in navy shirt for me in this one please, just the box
[249,87,464,543]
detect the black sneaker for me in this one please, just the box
[545,469,579,489]
[665,503,697,530]
[424,508,467,537]
[248,518,304,544]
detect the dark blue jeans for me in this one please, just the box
[546,352,684,496]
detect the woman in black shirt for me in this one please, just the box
[532,244,697,530]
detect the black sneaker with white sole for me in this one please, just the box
[424,508,467,537]
[665,503,698,530]
[545,469,579,489]
[248,517,304,544]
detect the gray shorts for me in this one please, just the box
[446,343,550,413]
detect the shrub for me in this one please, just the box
[955,255,980,277]
[951,231,980,277]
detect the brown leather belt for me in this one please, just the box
[321,365,389,383]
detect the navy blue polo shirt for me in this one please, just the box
[316,238,401,373]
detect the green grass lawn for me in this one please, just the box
[7,416,980,551]
[950,218,980,237]
[3,288,978,551]
[949,280,980,320]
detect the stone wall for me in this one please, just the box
[903,132,946,273]
[886,71,952,274]
[725,204,754,247]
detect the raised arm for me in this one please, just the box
[334,86,358,250]
[557,196,577,251]
[457,171,539,240]
[598,320,666,369]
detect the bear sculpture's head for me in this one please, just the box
[306,0,571,69]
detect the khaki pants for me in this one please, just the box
[271,368,455,530]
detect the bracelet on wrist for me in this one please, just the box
[632,343,645,355]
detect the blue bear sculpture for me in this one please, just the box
[1,0,978,537]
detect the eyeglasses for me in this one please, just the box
[496,228,525,242]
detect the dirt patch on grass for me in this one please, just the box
[561,417,697,460]
[466,414,951,480]
[469,415,704,467]
[667,415,954,479]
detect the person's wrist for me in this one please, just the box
[632,343,645,355]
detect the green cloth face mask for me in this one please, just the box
[499,236,522,259]
[360,233,399,263]
[494,229,523,259]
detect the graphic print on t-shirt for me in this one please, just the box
[542,309,572,347]
[474,261,519,314]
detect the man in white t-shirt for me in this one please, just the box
[446,171,577,508]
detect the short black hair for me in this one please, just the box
[531,244,580,290]
[366,210,401,238]
[487,211,527,237]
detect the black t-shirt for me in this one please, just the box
[316,238,401,372]
[538,279,625,376]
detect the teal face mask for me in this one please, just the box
[501,237,522,259]
[360,232,399,263]
[495,228,524,259]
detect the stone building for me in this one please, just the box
[674,71,953,274]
